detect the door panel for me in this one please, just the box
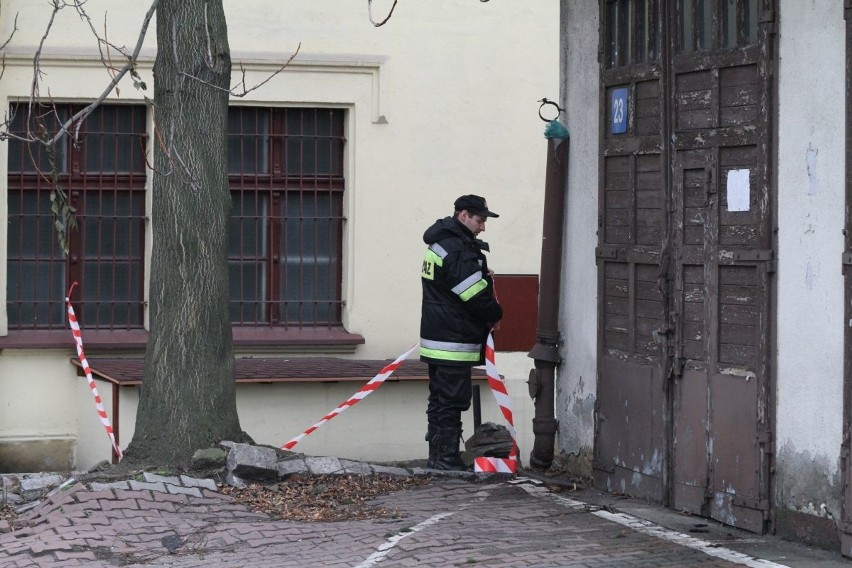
[667,0,773,533]
[594,2,667,496]
[595,356,665,500]
[595,149,666,500]
[672,368,709,514]
[710,370,764,533]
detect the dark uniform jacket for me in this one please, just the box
[419,216,503,366]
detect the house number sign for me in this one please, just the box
[611,87,628,134]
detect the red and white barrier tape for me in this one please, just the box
[473,332,518,474]
[66,283,123,460]
[282,343,419,451]
[281,334,517,473]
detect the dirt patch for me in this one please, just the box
[0,505,16,522]
[220,474,429,522]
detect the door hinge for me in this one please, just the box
[705,168,717,195]
[593,458,615,474]
[653,321,674,345]
[595,246,619,259]
[842,252,852,275]
[596,246,624,265]
[758,430,773,453]
[733,249,774,262]
[759,8,777,33]
[671,356,684,377]
[733,496,771,511]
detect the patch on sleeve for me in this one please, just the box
[421,258,435,280]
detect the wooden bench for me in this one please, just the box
[72,356,487,386]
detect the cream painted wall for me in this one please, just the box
[0,1,558,469]
[0,351,78,436]
[774,0,846,519]
[0,352,79,468]
[74,376,118,470]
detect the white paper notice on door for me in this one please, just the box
[726,169,750,212]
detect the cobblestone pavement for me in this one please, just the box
[0,474,843,567]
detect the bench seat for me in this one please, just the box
[71,357,489,385]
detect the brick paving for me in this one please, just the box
[0,474,808,567]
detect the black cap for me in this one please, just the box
[454,194,500,218]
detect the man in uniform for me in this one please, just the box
[419,195,503,470]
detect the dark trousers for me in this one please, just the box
[427,364,472,430]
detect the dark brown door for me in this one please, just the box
[669,0,775,534]
[594,0,668,503]
[594,0,775,534]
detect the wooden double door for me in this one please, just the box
[593,0,775,533]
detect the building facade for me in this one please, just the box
[0,1,559,471]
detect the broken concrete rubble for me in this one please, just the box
[224,442,278,483]
[2,441,487,513]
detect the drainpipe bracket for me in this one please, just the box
[532,417,558,435]
[528,368,541,399]
[528,342,561,363]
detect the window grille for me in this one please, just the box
[227,107,346,327]
[6,103,147,330]
[6,104,346,333]
[605,0,661,69]
[679,0,759,53]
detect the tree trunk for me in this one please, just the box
[125,0,249,467]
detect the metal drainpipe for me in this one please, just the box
[528,117,569,471]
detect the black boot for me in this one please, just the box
[425,427,438,468]
[433,427,468,471]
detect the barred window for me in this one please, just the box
[227,107,346,327]
[605,0,661,69]
[679,0,758,53]
[6,103,147,330]
[6,104,346,333]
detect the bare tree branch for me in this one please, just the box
[4,0,158,254]
[8,0,398,256]
[66,0,158,141]
[22,0,159,148]
[0,14,21,84]
[368,0,398,27]
[0,13,19,52]
[71,0,138,73]
[28,1,63,125]
[180,42,302,98]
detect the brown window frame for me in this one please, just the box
[227,106,347,330]
[5,102,147,336]
[605,0,662,69]
[2,103,363,349]
[677,0,759,54]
